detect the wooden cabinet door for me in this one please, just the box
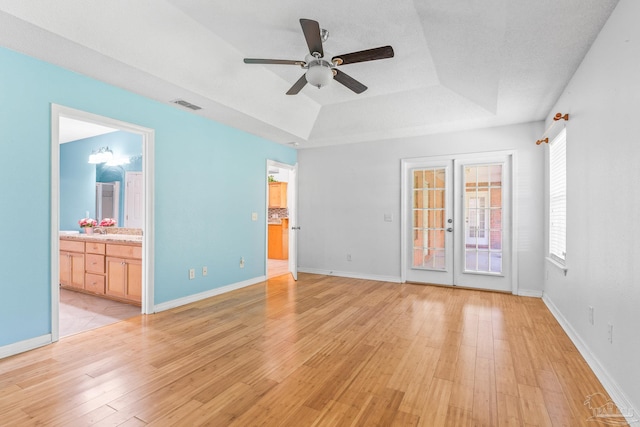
[106,257,126,298]
[106,256,141,303]
[269,182,288,208]
[125,259,142,303]
[60,251,85,289]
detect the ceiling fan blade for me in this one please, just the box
[332,45,394,66]
[300,19,324,57]
[244,58,305,66]
[333,69,367,94]
[286,74,307,95]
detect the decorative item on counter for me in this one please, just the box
[78,217,97,234]
[99,218,117,227]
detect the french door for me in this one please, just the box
[401,153,513,293]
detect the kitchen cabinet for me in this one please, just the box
[268,218,289,260]
[268,182,288,208]
[60,240,85,290]
[106,243,142,304]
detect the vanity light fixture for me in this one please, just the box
[88,146,114,164]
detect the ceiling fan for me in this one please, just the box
[243,19,394,95]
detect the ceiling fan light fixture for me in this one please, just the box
[305,63,333,88]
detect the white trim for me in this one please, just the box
[0,335,52,359]
[51,104,156,346]
[153,276,267,312]
[517,289,543,298]
[542,293,639,425]
[297,268,402,283]
[546,256,568,275]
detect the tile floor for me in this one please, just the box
[59,288,141,337]
[267,258,290,278]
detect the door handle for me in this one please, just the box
[447,228,453,232]
[291,226,301,230]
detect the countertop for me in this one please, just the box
[60,233,142,244]
[268,218,289,225]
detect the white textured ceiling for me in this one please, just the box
[0,0,619,148]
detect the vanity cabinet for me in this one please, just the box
[60,240,85,289]
[60,237,141,306]
[106,243,142,304]
[85,242,106,294]
[268,182,288,208]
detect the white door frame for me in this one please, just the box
[400,150,518,294]
[265,160,298,280]
[51,104,155,343]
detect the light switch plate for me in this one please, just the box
[251,212,258,221]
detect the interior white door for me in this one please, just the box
[124,171,143,228]
[288,163,298,280]
[402,153,513,293]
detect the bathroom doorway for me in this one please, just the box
[51,104,155,341]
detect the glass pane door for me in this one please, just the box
[403,154,512,292]
[412,168,446,270]
[464,164,502,274]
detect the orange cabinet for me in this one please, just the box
[268,218,289,260]
[268,182,288,208]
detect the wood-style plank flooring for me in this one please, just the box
[0,274,624,426]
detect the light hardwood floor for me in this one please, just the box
[0,274,624,426]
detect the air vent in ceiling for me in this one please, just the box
[171,99,202,111]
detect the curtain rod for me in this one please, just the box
[536,113,569,145]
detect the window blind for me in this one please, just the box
[549,129,567,264]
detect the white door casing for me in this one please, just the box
[266,160,298,280]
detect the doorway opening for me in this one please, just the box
[51,104,155,342]
[401,151,516,293]
[266,160,298,280]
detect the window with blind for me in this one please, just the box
[549,129,567,264]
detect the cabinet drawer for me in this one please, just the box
[106,243,142,259]
[85,273,105,294]
[85,254,105,274]
[86,242,105,255]
[60,240,84,253]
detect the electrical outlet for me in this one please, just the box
[588,306,594,325]
[347,253,352,262]
[189,269,195,280]
[607,323,613,343]
[202,266,208,277]
[240,257,245,268]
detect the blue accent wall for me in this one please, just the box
[0,46,296,348]
[60,131,142,230]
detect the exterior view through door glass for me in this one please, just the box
[402,153,513,293]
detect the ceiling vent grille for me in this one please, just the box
[171,99,202,111]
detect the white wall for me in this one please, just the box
[298,121,545,293]
[543,0,640,415]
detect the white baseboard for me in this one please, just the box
[297,267,402,283]
[0,334,52,359]
[517,288,543,298]
[153,276,267,313]
[542,293,639,425]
